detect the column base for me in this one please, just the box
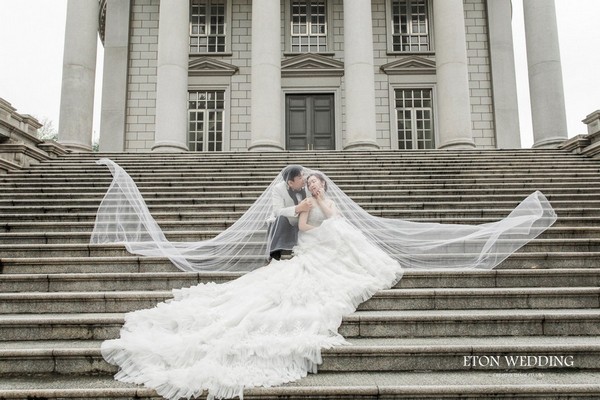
[438,138,476,150]
[532,136,567,149]
[59,141,92,153]
[343,140,380,151]
[151,141,189,152]
[248,140,284,152]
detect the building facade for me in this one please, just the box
[58,0,569,152]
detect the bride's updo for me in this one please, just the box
[307,172,327,192]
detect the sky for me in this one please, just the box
[0,0,598,148]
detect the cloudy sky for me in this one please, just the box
[0,0,598,148]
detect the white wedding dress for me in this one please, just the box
[94,159,557,400]
[101,206,403,400]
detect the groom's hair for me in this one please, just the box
[282,165,304,183]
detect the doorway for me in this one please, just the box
[286,94,335,150]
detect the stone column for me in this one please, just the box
[486,0,521,148]
[523,0,568,148]
[249,0,283,151]
[99,0,131,152]
[342,0,379,150]
[432,0,475,149]
[58,0,99,152]
[152,0,189,152]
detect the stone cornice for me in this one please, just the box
[281,53,345,77]
[380,55,437,75]
[188,58,239,76]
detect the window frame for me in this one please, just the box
[389,84,438,150]
[188,88,230,152]
[189,0,233,55]
[386,0,435,55]
[284,0,334,55]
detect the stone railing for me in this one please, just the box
[559,110,600,158]
[0,98,69,173]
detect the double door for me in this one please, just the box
[286,94,335,151]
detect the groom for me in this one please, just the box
[267,165,312,260]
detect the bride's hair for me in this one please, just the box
[307,172,327,191]
[91,159,557,273]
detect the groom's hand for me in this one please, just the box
[296,198,312,214]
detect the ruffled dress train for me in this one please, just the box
[101,216,403,400]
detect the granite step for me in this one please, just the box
[0,337,598,375]
[1,226,597,245]
[3,171,600,186]
[0,238,597,258]
[1,309,599,341]
[2,370,600,400]
[2,192,600,208]
[3,199,600,214]
[2,269,599,293]
[1,207,595,223]
[2,252,598,275]
[2,216,597,234]
[2,187,599,201]
[0,287,597,314]
[6,168,600,182]
[3,182,599,196]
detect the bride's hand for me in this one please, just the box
[312,187,325,200]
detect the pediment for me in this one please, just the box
[380,56,436,75]
[281,53,344,77]
[188,58,239,76]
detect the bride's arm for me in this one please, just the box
[299,199,317,231]
[299,209,315,231]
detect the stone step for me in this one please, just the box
[4,170,600,184]
[2,252,598,275]
[3,199,600,215]
[1,192,600,207]
[6,167,600,181]
[3,176,600,190]
[3,182,599,196]
[0,337,598,376]
[2,226,597,245]
[1,309,599,341]
[2,269,599,293]
[2,371,599,400]
[2,187,598,201]
[0,287,597,314]
[1,238,598,258]
[0,207,595,224]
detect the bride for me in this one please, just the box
[93,159,557,400]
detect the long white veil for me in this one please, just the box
[90,158,557,272]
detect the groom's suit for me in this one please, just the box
[268,181,307,259]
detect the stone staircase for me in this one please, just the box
[0,149,599,399]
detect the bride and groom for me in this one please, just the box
[93,159,557,400]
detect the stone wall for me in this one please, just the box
[126,0,159,152]
[123,0,496,151]
[464,0,495,148]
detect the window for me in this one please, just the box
[188,91,225,151]
[290,0,327,53]
[391,0,431,52]
[395,89,434,149]
[190,0,226,53]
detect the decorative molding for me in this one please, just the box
[188,58,239,76]
[380,55,437,75]
[281,53,345,77]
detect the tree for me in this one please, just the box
[36,116,58,141]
